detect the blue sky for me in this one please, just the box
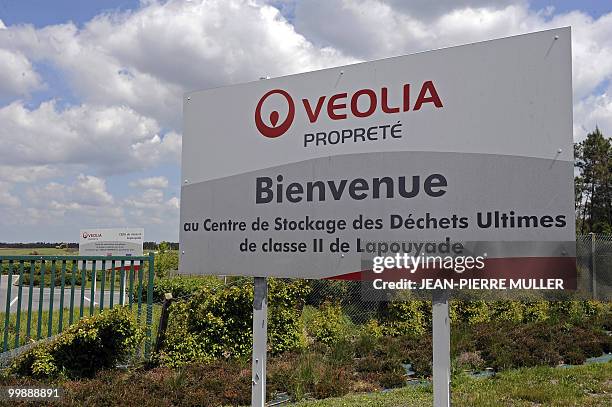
[0,0,610,242]
[0,1,140,27]
[530,0,610,17]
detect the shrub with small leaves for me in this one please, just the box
[380,300,426,337]
[450,300,491,325]
[157,279,309,366]
[303,303,354,345]
[10,307,143,379]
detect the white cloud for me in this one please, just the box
[0,48,43,98]
[574,85,612,141]
[123,187,179,225]
[129,176,169,189]
[291,1,535,59]
[0,181,20,208]
[0,176,122,230]
[291,1,612,114]
[0,101,180,174]
[0,165,60,183]
[16,174,125,231]
[0,0,352,129]
[27,174,114,209]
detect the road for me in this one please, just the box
[0,275,127,314]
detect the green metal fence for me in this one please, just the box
[0,254,155,360]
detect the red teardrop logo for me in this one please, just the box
[270,111,279,127]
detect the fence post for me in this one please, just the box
[14,261,25,348]
[3,260,14,352]
[154,293,173,354]
[144,252,155,360]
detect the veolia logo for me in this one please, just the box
[254,82,443,139]
[82,232,101,239]
[255,89,295,138]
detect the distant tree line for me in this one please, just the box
[0,241,179,249]
[0,242,79,249]
[575,127,612,234]
[145,242,179,250]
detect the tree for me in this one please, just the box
[155,241,179,278]
[574,127,612,233]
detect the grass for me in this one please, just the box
[0,359,607,406]
[1,248,156,256]
[292,362,612,406]
[14,272,128,288]
[0,248,76,256]
[0,304,161,352]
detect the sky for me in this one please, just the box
[0,0,610,243]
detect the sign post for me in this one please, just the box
[251,277,268,407]
[432,291,451,407]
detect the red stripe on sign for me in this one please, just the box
[326,256,577,289]
[112,265,141,271]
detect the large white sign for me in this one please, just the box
[79,228,144,258]
[180,28,575,284]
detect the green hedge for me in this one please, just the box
[134,275,223,303]
[9,307,143,379]
[449,299,610,325]
[156,279,309,366]
[16,269,124,287]
[302,304,355,345]
[154,248,179,278]
[18,272,83,287]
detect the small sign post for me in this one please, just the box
[433,291,451,406]
[251,277,268,407]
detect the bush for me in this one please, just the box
[491,300,524,322]
[354,320,384,357]
[267,279,310,354]
[268,352,352,401]
[328,337,355,364]
[2,361,252,407]
[15,265,124,287]
[455,351,485,372]
[157,279,309,366]
[19,272,83,287]
[154,243,179,278]
[451,300,491,324]
[305,280,351,306]
[380,299,427,337]
[378,370,407,389]
[404,335,433,377]
[10,307,143,379]
[178,360,251,406]
[522,301,550,322]
[137,275,223,303]
[470,319,612,371]
[303,303,354,345]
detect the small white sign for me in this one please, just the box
[79,228,144,258]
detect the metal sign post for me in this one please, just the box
[251,277,268,407]
[433,290,451,407]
